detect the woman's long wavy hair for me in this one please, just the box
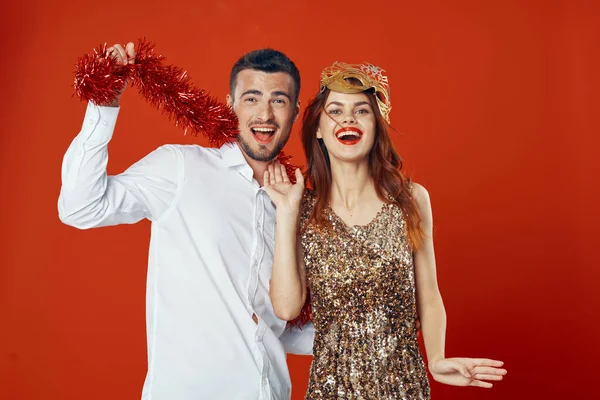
[301,87,424,250]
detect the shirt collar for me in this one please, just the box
[219,142,255,183]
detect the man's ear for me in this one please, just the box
[293,100,300,122]
[226,94,233,107]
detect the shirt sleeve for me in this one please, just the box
[279,322,315,355]
[58,102,182,229]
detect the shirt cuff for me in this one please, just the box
[81,102,120,145]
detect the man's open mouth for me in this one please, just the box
[251,126,277,144]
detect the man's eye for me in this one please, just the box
[273,99,286,104]
[245,97,257,102]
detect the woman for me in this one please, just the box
[265,62,506,399]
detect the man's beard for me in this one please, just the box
[237,134,288,162]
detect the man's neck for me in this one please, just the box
[239,149,271,186]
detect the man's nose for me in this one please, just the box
[256,100,274,122]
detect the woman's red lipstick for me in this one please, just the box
[334,127,363,145]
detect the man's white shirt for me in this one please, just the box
[58,103,313,400]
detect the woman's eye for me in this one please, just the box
[328,109,341,115]
[356,109,369,114]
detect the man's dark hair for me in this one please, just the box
[229,49,301,103]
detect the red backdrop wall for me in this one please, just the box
[1,0,598,399]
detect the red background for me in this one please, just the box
[1,0,598,399]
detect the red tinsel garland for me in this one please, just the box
[73,39,312,328]
[73,38,299,179]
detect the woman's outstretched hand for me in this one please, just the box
[429,357,507,388]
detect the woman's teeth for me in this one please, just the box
[336,131,360,139]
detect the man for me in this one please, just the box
[58,42,313,400]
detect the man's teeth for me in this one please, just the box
[253,128,276,133]
[336,131,360,139]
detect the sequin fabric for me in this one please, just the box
[300,191,430,400]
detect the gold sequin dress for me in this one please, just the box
[300,191,430,400]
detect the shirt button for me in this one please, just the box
[101,120,108,127]
[88,119,95,125]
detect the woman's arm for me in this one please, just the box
[412,183,507,388]
[412,183,447,365]
[264,162,307,320]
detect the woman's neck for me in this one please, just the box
[329,158,376,210]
